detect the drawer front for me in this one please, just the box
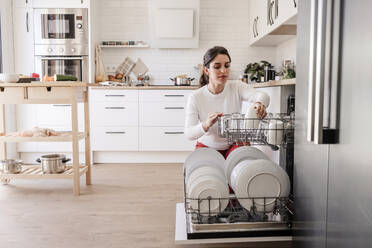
[35,104,85,130]
[91,126,138,151]
[28,87,82,100]
[90,89,138,102]
[91,102,138,126]
[140,102,185,126]
[139,90,193,102]
[139,127,194,151]
[0,87,24,102]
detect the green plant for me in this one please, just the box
[244,61,271,82]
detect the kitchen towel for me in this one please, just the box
[116,57,135,77]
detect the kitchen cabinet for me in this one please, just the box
[90,89,139,151]
[12,7,34,75]
[32,0,89,8]
[149,0,200,48]
[249,0,297,46]
[13,0,33,8]
[89,88,194,152]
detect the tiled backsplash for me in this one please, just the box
[93,0,282,85]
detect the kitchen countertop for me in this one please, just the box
[247,78,296,88]
[0,81,90,87]
[89,84,199,90]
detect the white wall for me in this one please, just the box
[275,36,296,73]
[92,0,277,85]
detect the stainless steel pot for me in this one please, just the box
[36,154,71,174]
[0,159,22,174]
[170,77,195,86]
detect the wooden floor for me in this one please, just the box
[0,163,292,248]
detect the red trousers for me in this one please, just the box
[195,141,249,158]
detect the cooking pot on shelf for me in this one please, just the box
[0,159,22,174]
[170,77,195,86]
[36,154,71,174]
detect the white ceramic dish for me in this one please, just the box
[184,148,225,180]
[188,174,229,216]
[224,146,269,184]
[0,73,20,83]
[230,159,290,212]
[186,166,226,193]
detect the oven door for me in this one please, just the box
[34,9,88,45]
[35,56,88,82]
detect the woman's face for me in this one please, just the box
[205,54,231,86]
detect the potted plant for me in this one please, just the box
[244,61,271,83]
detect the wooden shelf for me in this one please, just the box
[0,132,86,143]
[248,78,296,88]
[99,44,150,48]
[0,165,88,179]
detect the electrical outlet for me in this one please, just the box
[105,64,117,73]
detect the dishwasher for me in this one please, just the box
[175,113,295,244]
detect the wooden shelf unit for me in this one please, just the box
[248,78,296,88]
[0,82,92,196]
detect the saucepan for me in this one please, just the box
[170,77,195,86]
[0,159,23,174]
[36,154,71,174]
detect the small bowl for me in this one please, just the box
[0,73,20,83]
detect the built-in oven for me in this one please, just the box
[34,8,88,45]
[35,44,89,81]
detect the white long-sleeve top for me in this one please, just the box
[184,80,270,150]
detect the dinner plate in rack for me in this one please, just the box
[224,146,269,184]
[186,165,226,194]
[230,159,290,212]
[184,148,225,180]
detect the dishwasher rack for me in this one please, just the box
[217,113,295,150]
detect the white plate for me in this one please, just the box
[230,159,290,212]
[184,148,225,180]
[188,175,229,216]
[224,146,269,184]
[186,166,226,193]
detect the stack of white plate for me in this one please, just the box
[184,148,229,215]
[225,146,290,212]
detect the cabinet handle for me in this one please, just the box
[270,1,275,25]
[164,107,184,110]
[52,104,71,107]
[164,94,184,97]
[253,18,256,38]
[275,0,278,19]
[105,94,125,97]
[105,131,126,134]
[26,12,29,32]
[293,0,297,8]
[81,0,84,4]
[255,17,259,36]
[26,0,28,4]
[164,132,184,135]
[105,107,125,109]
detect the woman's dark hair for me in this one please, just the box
[200,46,231,87]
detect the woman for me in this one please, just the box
[184,46,270,158]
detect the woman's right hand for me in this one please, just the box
[202,112,223,132]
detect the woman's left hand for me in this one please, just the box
[253,102,267,119]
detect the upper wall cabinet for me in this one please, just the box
[32,0,90,8]
[149,0,200,48]
[13,0,33,8]
[249,0,297,46]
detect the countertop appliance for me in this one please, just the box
[294,1,372,248]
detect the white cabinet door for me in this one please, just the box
[139,127,194,151]
[91,102,138,127]
[140,102,186,127]
[91,126,138,151]
[249,0,267,45]
[277,0,298,24]
[90,89,138,102]
[13,8,34,75]
[32,0,89,8]
[13,0,33,8]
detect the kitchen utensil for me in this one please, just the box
[36,154,71,174]
[0,159,22,174]
[0,73,20,83]
[184,148,225,180]
[170,77,195,86]
[230,159,290,212]
[131,58,149,77]
[224,146,269,184]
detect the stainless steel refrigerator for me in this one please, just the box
[294,0,372,247]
